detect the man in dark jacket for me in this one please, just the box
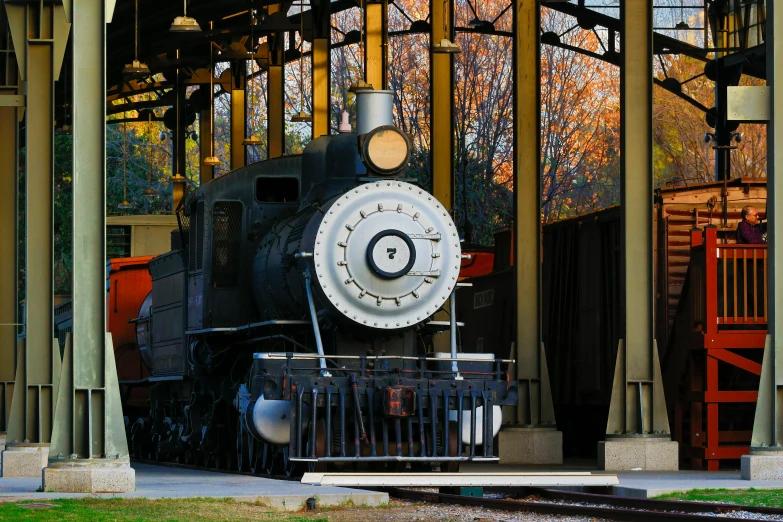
[736,206,765,244]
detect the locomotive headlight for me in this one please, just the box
[359,125,411,176]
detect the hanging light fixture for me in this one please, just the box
[244,10,264,145]
[118,115,133,210]
[349,0,375,92]
[291,2,313,122]
[123,0,151,77]
[203,22,221,167]
[432,0,461,54]
[170,0,202,32]
[675,0,690,30]
[143,110,158,200]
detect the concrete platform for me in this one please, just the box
[0,463,388,511]
[303,472,618,488]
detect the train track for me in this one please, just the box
[381,486,783,522]
[133,460,783,521]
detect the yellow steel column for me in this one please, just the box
[364,0,387,90]
[428,0,455,356]
[199,109,213,184]
[267,4,284,158]
[0,10,19,445]
[430,0,453,209]
[2,2,67,476]
[312,39,330,138]
[599,0,676,471]
[230,61,246,169]
[497,0,560,466]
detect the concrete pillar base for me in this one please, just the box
[1,444,49,478]
[43,458,135,493]
[741,451,783,480]
[499,427,563,465]
[598,438,678,471]
[0,432,6,453]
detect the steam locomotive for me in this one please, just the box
[129,91,517,473]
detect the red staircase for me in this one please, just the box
[669,226,766,470]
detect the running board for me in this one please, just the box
[301,472,619,487]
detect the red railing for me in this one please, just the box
[691,226,768,334]
[677,225,765,470]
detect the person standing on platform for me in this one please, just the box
[736,205,765,244]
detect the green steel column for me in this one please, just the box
[44,0,134,492]
[2,3,67,475]
[743,0,783,476]
[230,61,246,169]
[0,8,19,444]
[602,0,672,458]
[513,0,555,429]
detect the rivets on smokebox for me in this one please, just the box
[344,277,354,285]
[338,241,347,247]
[378,203,384,212]
[412,291,419,299]
[413,212,420,221]
[426,227,434,233]
[432,253,440,258]
[395,297,401,306]
[397,204,403,213]
[360,210,367,218]
[376,296,383,306]
[358,290,367,298]
[338,261,348,266]
[346,224,355,231]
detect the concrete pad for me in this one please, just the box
[43,459,135,493]
[1,445,48,478]
[598,438,678,471]
[0,432,6,453]
[0,463,388,511]
[611,469,783,498]
[499,427,563,465]
[741,452,783,480]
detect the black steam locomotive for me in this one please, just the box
[130,97,517,473]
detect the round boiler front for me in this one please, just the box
[310,180,461,330]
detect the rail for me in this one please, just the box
[690,226,767,333]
